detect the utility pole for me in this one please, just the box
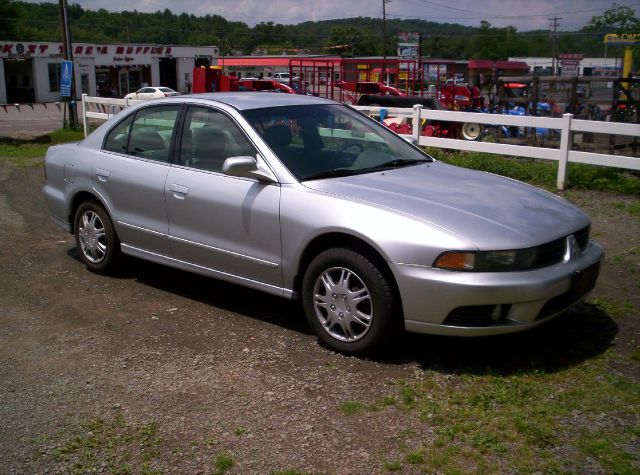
[58,0,78,128]
[382,0,390,84]
[549,16,561,76]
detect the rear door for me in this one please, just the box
[165,105,282,288]
[95,104,180,256]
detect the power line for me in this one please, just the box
[386,2,640,21]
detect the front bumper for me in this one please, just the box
[392,239,604,336]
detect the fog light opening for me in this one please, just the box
[491,305,504,322]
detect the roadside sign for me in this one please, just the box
[604,34,639,46]
[60,60,73,97]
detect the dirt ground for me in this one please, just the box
[0,158,638,474]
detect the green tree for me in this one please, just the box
[326,26,379,57]
[0,0,24,39]
[588,3,640,35]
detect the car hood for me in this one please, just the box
[304,161,590,250]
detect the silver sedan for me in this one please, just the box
[43,93,603,355]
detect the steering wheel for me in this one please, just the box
[340,142,365,155]
[332,142,365,169]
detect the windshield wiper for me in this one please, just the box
[302,168,360,181]
[366,158,432,171]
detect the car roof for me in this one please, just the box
[164,92,337,110]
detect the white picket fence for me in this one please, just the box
[81,94,640,190]
[355,104,640,190]
[81,94,141,138]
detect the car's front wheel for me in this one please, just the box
[302,248,399,355]
[74,201,121,274]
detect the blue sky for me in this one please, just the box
[22,0,639,31]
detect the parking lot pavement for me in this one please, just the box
[0,102,84,137]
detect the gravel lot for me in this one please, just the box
[0,158,638,474]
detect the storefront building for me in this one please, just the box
[0,41,218,103]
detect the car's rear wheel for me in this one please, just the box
[302,248,398,355]
[461,122,482,140]
[74,201,121,274]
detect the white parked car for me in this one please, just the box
[124,86,179,100]
[272,72,300,83]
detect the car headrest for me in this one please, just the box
[263,124,292,149]
[191,127,226,158]
[129,128,165,152]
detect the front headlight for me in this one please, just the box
[433,248,537,272]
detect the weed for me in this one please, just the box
[233,426,248,436]
[399,384,417,407]
[383,460,402,471]
[405,451,425,464]
[378,395,397,407]
[339,401,365,415]
[612,254,625,264]
[213,452,234,475]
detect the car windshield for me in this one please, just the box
[241,104,433,181]
[158,87,175,93]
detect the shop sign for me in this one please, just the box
[397,32,420,59]
[1,42,64,58]
[397,33,420,44]
[559,54,582,77]
[0,42,176,59]
[397,44,419,58]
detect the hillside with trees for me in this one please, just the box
[0,0,621,59]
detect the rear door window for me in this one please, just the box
[103,114,134,154]
[126,106,180,162]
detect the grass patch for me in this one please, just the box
[590,297,637,318]
[46,412,162,474]
[427,149,640,195]
[271,470,308,475]
[340,395,397,416]
[0,127,84,160]
[375,362,640,473]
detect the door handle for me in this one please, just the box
[96,168,110,182]
[169,184,189,199]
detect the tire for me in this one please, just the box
[302,248,399,355]
[74,201,121,274]
[461,122,482,140]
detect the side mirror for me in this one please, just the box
[222,155,277,183]
[401,135,418,145]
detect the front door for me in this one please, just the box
[165,106,282,289]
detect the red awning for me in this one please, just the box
[468,60,529,70]
[495,60,529,70]
[468,59,494,69]
[222,56,341,67]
